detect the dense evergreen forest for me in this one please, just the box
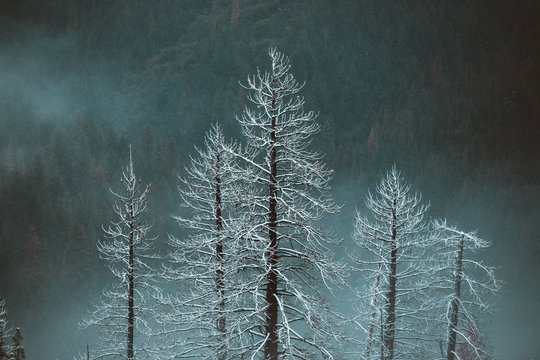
[0,0,538,358]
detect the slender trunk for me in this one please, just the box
[383,243,397,360]
[264,92,279,360]
[446,235,464,360]
[383,203,397,360]
[215,153,227,360]
[380,311,384,360]
[365,241,384,359]
[127,201,135,360]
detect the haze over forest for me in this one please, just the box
[0,0,538,359]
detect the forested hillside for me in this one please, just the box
[0,1,538,358]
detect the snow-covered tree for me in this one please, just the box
[10,328,24,360]
[428,220,500,360]
[0,299,11,360]
[233,47,347,359]
[351,166,429,360]
[81,146,157,360]
[155,123,259,359]
[455,322,491,360]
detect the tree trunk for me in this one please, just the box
[127,202,135,360]
[215,153,227,360]
[383,243,397,360]
[383,204,397,360]
[365,241,384,359]
[446,235,464,360]
[264,92,279,360]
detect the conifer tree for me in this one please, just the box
[0,299,11,360]
[81,147,157,359]
[428,220,500,360]
[352,166,429,360]
[156,124,258,359]
[11,328,24,360]
[234,47,346,359]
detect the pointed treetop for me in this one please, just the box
[129,144,134,178]
[210,122,223,140]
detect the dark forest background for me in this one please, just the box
[0,0,538,358]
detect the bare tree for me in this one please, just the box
[429,220,500,360]
[233,47,347,359]
[81,146,157,360]
[156,124,259,359]
[0,299,11,360]
[11,328,24,360]
[351,166,429,360]
[455,321,491,360]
